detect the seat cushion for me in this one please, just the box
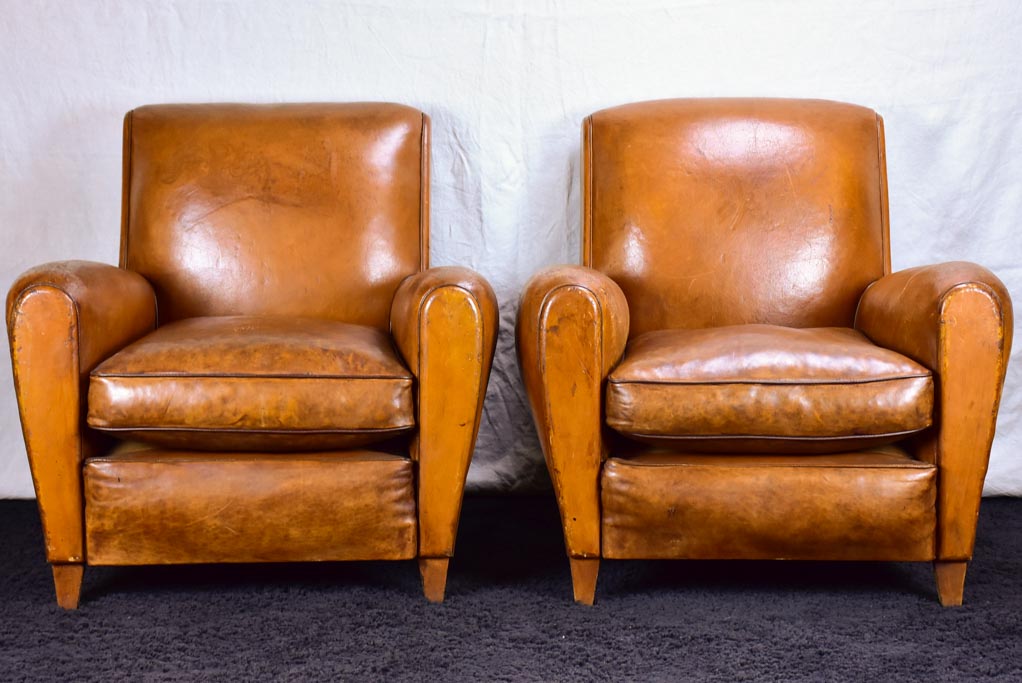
[88,316,415,451]
[606,325,934,453]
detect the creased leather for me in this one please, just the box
[87,315,414,451]
[123,103,426,328]
[585,98,886,337]
[85,446,417,564]
[601,447,936,561]
[606,325,933,452]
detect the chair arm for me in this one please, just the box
[389,266,498,558]
[6,260,156,563]
[855,261,1012,371]
[855,261,1013,560]
[516,265,629,558]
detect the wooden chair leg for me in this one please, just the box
[419,557,450,603]
[52,564,84,610]
[569,557,599,605]
[934,560,968,607]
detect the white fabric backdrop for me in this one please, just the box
[1,0,1020,497]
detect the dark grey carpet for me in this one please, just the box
[1,496,1021,681]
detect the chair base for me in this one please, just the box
[52,564,84,610]
[934,560,968,607]
[569,557,599,605]
[419,557,450,603]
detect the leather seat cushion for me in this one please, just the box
[606,325,934,453]
[88,316,415,451]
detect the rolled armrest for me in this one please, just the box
[6,260,156,563]
[390,266,497,377]
[855,261,1013,560]
[855,261,1012,370]
[8,260,157,373]
[516,265,629,558]
[389,266,498,559]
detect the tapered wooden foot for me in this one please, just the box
[419,558,450,603]
[569,557,599,605]
[52,564,84,610]
[934,561,968,607]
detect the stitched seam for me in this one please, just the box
[92,373,414,381]
[89,425,414,434]
[875,113,889,274]
[606,375,932,386]
[611,429,926,441]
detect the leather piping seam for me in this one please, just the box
[606,375,932,386]
[610,428,928,441]
[875,112,890,274]
[583,115,594,267]
[419,112,430,271]
[608,461,935,470]
[119,109,133,270]
[89,425,414,434]
[86,454,413,464]
[92,373,413,381]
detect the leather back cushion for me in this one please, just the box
[585,98,887,337]
[122,103,426,328]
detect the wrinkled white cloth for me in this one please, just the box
[0,0,1019,496]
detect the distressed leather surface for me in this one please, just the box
[520,100,1013,593]
[516,265,629,558]
[84,446,417,564]
[606,325,933,452]
[585,98,887,337]
[856,261,1013,560]
[122,103,427,328]
[88,315,415,451]
[391,266,499,558]
[602,447,936,560]
[6,261,156,563]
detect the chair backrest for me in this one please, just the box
[584,98,890,338]
[120,102,429,328]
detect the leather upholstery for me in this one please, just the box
[85,445,417,564]
[516,265,629,559]
[855,261,1013,561]
[88,316,415,451]
[6,261,156,563]
[122,103,427,328]
[601,447,936,561]
[518,98,1012,605]
[606,325,933,452]
[7,103,497,606]
[585,98,887,338]
[390,266,499,558]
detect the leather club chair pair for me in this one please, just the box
[8,99,1012,611]
[8,103,497,609]
[517,98,1013,607]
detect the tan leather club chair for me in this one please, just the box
[7,103,497,609]
[517,98,1013,606]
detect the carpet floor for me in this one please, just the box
[1,496,1021,681]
